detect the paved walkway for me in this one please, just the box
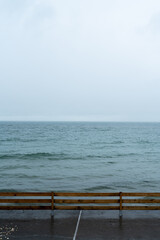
[1,210,160,239]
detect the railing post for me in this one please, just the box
[119,192,123,218]
[51,192,54,217]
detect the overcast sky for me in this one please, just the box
[0,0,160,121]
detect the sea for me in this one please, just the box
[0,121,160,193]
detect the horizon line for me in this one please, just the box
[0,120,160,123]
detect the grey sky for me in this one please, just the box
[0,0,160,121]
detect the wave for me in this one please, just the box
[0,154,19,160]
[0,152,71,160]
[110,141,124,144]
[22,152,53,158]
[86,154,113,159]
[86,153,138,159]
[114,153,138,157]
[136,140,151,144]
[85,185,114,192]
[0,151,140,162]
[0,173,39,179]
[0,137,21,142]
[91,141,124,145]
[0,188,17,192]
[0,152,51,160]
[0,138,37,142]
[0,165,32,170]
[107,161,116,164]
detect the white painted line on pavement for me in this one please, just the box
[73,210,82,240]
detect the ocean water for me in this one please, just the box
[0,121,160,193]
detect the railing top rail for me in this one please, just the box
[122,193,160,197]
[54,192,120,197]
[1,192,160,197]
[0,192,52,196]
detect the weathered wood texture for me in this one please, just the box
[122,193,160,197]
[0,206,51,210]
[0,199,51,203]
[54,192,119,196]
[54,206,119,210]
[0,192,51,196]
[1,192,160,211]
[54,199,119,204]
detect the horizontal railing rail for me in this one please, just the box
[1,192,160,212]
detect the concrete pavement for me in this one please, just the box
[1,210,160,239]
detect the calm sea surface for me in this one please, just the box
[0,122,160,192]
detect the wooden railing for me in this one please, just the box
[0,192,52,210]
[1,192,160,211]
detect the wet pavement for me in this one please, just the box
[0,210,160,239]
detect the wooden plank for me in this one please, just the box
[0,192,51,197]
[0,206,51,210]
[123,199,160,204]
[54,206,119,210]
[54,193,119,197]
[0,192,160,197]
[119,192,122,211]
[123,206,160,210]
[0,199,51,203]
[54,199,119,204]
[122,193,160,197]
[51,192,54,210]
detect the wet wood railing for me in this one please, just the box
[0,192,52,210]
[1,192,160,211]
